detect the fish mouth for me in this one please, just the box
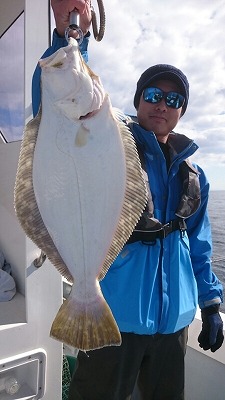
[79,109,100,120]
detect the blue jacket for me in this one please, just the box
[32,32,223,335]
[101,123,223,334]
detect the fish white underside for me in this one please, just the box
[33,90,127,302]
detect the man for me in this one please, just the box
[32,1,224,399]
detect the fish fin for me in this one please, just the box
[14,107,73,283]
[50,292,121,350]
[98,118,148,280]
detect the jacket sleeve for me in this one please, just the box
[31,29,90,117]
[186,165,223,309]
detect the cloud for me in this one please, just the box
[89,0,225,183]
[0,16,24,111]
[0,13,24,141]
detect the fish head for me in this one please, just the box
[39,38,105,121]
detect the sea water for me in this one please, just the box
[208,190,225,312]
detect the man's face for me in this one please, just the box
[137,79,183,143]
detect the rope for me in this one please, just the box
[91,0,106,41]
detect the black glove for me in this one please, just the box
[198,304,224,352]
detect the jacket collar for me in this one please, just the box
[130,120,198,161]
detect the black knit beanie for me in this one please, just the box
[134,64,189,115]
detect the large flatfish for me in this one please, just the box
[14,37,147,350]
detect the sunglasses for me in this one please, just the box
[143,87,185,109]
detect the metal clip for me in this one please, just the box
[162,222,172,239]
[33,251,46,268]
[65,10,84,44]
[178,219,187,237]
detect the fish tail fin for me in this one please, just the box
[50,293,121,350]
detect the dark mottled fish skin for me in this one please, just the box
[14,108,73,283]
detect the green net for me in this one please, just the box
[62,355,72,400]
[62,355,77,400]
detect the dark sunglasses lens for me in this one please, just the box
[166,92,185,109]
[143,88,185,109]
[143,88,163,104]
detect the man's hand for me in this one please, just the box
[51,0,92,38]
[198,304,224,352]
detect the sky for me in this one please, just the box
[0,14,24,142]
[0,0,225,190]
[88,0,225,190]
